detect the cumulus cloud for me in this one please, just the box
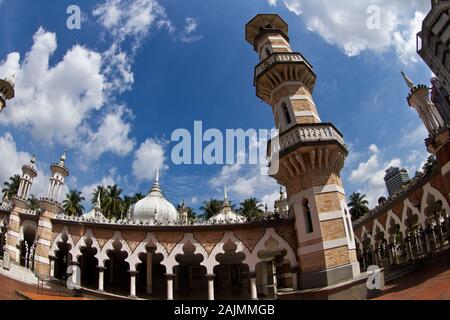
[180,18,203,43]
[0,28,105,145]
[132,138,167,182]
[81,105,135,161]
[268,0,430,64]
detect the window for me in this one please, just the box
[265,48,271,57]
[282,103,292,125]
[304,200,314,234]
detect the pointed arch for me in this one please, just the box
[126,233,169,272]
[164,233,209,274]
[97,231,132,268]
[70,229,102,263]
[50,226,75,257]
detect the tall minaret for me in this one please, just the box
[0,76,15,113]
[246,14,359,289]
[16,154,38,201]
[401,71,445,140]
[46,151,70,203]
[34,151,70,276]
[401,71,450,204]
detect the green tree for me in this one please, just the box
[2,174,21,198]
[348,192,369,221]
[239,198,263,219]
[62,189,85,217]
[104,185,123,219]
[28,194,39,210]
[199,199,223,220]
[91,186,107,209]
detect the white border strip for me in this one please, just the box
[313,184,346,195]
[319,210,343,222]
[442,161,450,175]
[34,254,50,264]
[38,220,52,229]
[298,237,348,255]
[294,111,321,122]
[36,238,51,247]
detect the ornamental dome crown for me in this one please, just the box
[208,187,246,224]
[131,170,178,223]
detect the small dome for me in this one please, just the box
[131,173,178,223]
[208,187,246,224]
[83,193,105,220]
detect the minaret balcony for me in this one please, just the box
[254,52,316,103]
[267,123,346,158]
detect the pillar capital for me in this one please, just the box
[128,270,139,276]
[249,272,257,279]
[206,274,216,280]
[165,273,176,280]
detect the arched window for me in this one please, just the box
[303,200,314,234]
[282,103,292,125]
[265,47,271,58]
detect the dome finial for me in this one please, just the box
[401,70,415,90]
[156,167,160,183]
[30,154,36,165]
[224,186,228,200]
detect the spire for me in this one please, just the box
[156,167,160,183]
[224,186,228,200]
[401,70,415,90]
[222,186,231,210]
[59,150,67,166]
[94,191,101,210]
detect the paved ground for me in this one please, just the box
[0,274,76,300]
[375,255,450,300]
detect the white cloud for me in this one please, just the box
[269,0,430,64]
[261,190,280,211]
[81,175,116,205]
[81,105,135,161]
[0,28,105,145]
[181,18,203,43]
[132,138,167,182]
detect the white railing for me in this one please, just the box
[0,201,12,211]
[269,124,345,155]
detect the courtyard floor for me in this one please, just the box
[374,255,450,300]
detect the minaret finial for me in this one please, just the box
[156,167,160,183]
[224,186,228,200]
[401,70,415,90]
[59,150,67,166]
[30,154,36,165]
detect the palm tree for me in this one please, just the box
[122,193,146,218]
[2,174,20,198]
[28,194,39,210]
[132,193,145,203]
[239,198,264,220]
[348,192,369,221]
[62,189,85,217]
[104,185,123,219]
[199,199,223,220]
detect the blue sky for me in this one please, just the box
[0,0,433,212]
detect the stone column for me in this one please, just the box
[291,269,298,291]
[98,267,105,292]
[49,257,55,278]
[129,271,138,298]
[261,262,268,297]
[249,272,258,300]
[271,260,278,296]
[206,274,215,300]
[146,251,153,295]
[166,273,175,300]
[109,259,114,284]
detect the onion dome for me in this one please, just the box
[208,187,246,224]
[131,170,178,223]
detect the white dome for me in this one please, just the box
[208,188,246,224]
[131,177,178,223]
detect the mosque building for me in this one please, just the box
[0,14,449,300]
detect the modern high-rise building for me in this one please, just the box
[384,167,410,197]
[417,0,450,96]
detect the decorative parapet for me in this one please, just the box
[20,208,39,216]
[53,210,293,227]
[353,159,439,228]
[268,123,345,157]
